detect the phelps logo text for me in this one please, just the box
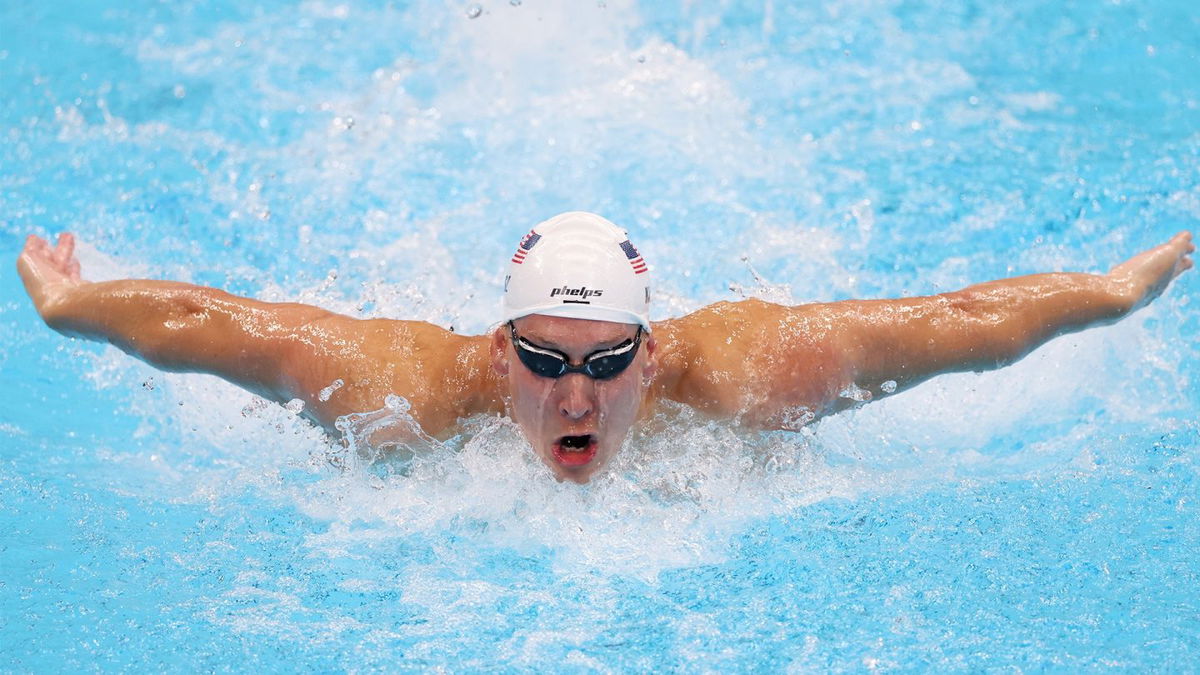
[550,286,604,304]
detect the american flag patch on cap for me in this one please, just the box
[619,240,647,274]
[511,231,541,264]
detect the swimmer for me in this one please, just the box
[17,212,1195,483]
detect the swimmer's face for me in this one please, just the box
[491,315,656,484]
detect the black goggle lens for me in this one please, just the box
[509,323,642,380]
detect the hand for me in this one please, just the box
[1108,231,1194,311]
[16,233,86,319]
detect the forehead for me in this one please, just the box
[512,315,638,348]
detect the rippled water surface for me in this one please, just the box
[2,0,1198,670]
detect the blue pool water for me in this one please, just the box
[2,0,1198,670]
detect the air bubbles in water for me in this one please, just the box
[881,380,897,394]
[285,398,306,414]
[466,3,482,18]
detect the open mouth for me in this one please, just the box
[552,434,597,467]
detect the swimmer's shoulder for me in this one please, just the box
[649,299,850,422]
[650,299,780,416]
[285,317,502,435]
[652,298,793,361]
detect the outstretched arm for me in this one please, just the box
[16,233,496,434]
[587,232,1191,429]
[18,233,339,403]
[838,231,1194,398]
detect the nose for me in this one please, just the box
[556,374,595,420]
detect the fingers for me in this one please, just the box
[23,234,49,257]
[53,232,76,266]
[19,233,84,284]
[1106,231,1195,308]
[22,232,80,266]
[1172,230,1194,250]
[1172,230,1194,279]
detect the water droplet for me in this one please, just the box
[318,379,345,402]
[637,54,646,63]
[384,394,411,413]
[285,398,306,414]
[778,406,815,430]
[466,3,482,18]
[839,383,872,402]
[881,380,897,394]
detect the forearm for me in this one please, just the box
[850,271,1130,388]
[944,271,1131,362]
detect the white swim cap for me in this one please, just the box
[502,211,651,329]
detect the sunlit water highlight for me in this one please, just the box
[2,0,1198,670]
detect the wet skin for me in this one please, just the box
[16,231,1196,482]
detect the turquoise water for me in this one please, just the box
[2,0,1198,670]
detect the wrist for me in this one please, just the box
[1100,273,1139,315]
[37,281,87,327]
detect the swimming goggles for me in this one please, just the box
[508,322,642,380]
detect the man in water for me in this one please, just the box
[17,212,1195,482]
